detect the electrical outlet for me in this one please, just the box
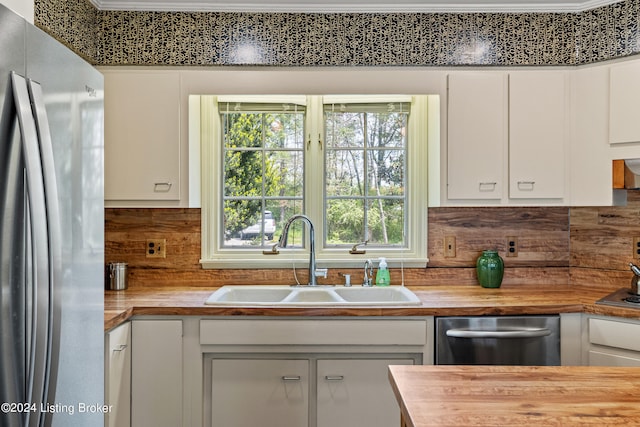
[634,237,640,259]
[506,237,518,257]
[146,239,166,258]
[444,236,456,258]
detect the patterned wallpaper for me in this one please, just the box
[34,0,640,66]
[34,0,99,63]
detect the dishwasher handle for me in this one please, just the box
[445,328,552,339]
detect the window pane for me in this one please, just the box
[325,112,365,148]
[265,113,305,149]
[366,199,404,245]
[326,150,364,197]
[326,199,365,245]
[366,149,405,196]
[265,199,304,239]
[265,150,303,197]
[266,199,305,248]
[223,113,263,148]
[224,150,262,197]
[223,199,263,245]
[366,112,407,148]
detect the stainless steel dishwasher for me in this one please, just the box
[435,315,560,365]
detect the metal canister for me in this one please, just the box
[107,262,128,290]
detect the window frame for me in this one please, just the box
[200,94,431,269]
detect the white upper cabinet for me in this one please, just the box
[446,73,507,200]
[446,70,568,204]
[509,71,568,199]
[610,61,640,145]
[104,70,181,203]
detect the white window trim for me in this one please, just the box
[199,94,433,269]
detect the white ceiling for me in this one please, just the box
[91,0,621,13]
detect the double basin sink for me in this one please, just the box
[205,285,422,307]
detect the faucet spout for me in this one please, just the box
[279,214,320,286]
[363,259,373,287]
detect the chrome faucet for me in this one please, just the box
[279,214,326,286]
[363,259,373,287]
[630,263,640,295]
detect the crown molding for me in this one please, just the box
[90,0,622,14]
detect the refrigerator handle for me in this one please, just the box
[11,72,51,427]
[28,78,63,423]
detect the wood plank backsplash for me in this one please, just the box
[570,191,640,291]
[105,198,640,289]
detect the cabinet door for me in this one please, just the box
[104,71,180,201]
[447,73,506,200]
[105,322,131,427]
[509,71,567,199]
[210,359,309,427]
[316,358,414,427]
[609,60,640,144]
[131,320,183,427]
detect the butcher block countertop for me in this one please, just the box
[104,284,640,331]
[388,365,640,427]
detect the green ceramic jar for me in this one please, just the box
[476,250,504,288]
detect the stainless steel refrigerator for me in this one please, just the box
[1,4,104,426]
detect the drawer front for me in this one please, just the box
[589,318,640,352]
[589,349,640,367]
[200,319,427,346]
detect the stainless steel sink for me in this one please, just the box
[204,285,422,306]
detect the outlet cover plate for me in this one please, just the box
[146,239,166,258]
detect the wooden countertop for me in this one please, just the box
[104,284,640,331]
[388,365,640,427]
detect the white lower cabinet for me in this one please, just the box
[201,318,430,427]
[105,322,131,427]
[208,356,415,427]
[210,359,309,427]
[131,320,183,427]
[316,358,413,427]
[587,317,640,367]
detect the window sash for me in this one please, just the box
[324,107,409,247]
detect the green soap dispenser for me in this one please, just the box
[375,257,391,286]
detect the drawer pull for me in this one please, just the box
[325,375,344,381]
[517,181,535,191]
[281,376,301,381]
[478,182,497,191]
[112,344,128,352]
[154,182,172,192]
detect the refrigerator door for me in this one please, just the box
[11,72,53,427]
[1,5,104,426]
[0,6,27,427]
[26,23,105,427]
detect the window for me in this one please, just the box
[199,95,431,268]
[219,100,305,247]
[324,100,408,247]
